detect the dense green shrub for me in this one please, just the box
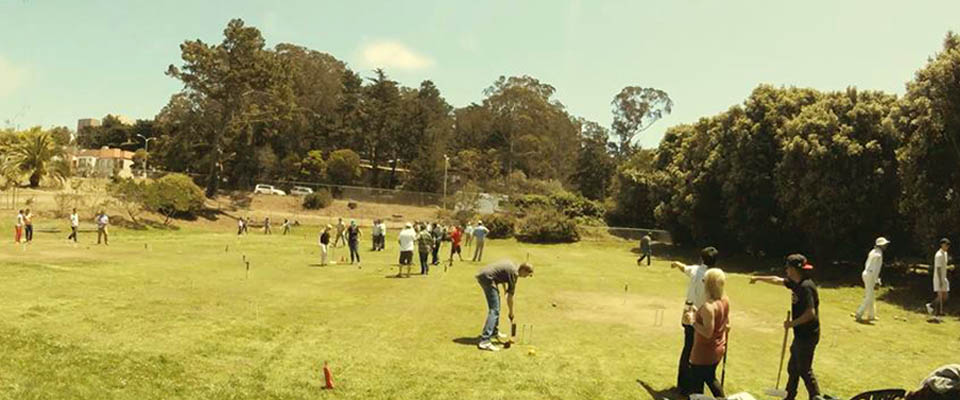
[302,189,333,210]
[146,173,205,224]
[515,207,580,243]
[481,213,516,239]
[511,191,605,220]
[511,194,551,210]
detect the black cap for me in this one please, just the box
[786,254,807,269]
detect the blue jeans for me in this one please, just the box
[349,241,360,263]
[479,279,500,341]
[419,251,430,274]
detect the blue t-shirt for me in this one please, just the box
[473,225,489,240]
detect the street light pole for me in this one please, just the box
[443,154,449,210]
[136,134,156,178]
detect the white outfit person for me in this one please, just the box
[856,246,885,321]
[934,248,950,293]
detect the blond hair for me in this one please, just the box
[704,268,726,301]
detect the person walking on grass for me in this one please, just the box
[377,219,387,251]
[24,209,33,243]
[855,237,890,323]
[417,224,434,275]
[67,208,79,243]
[669,247,716,396]
[397,223,416,276]
[282,218,291,235]
[96,211,109,245]
[319,225,331,266]
[15,209,24,244]
[465,221,474,248]
[263,217,272,235]
[347,220,362,265]
[475,260,534,351]
[237,217,245,236]
[431,222,444,265]
[927,238,951,316]
[637,232,653,266]
[334,218,347,248]
[472,221,490,262]
[689,268,730,399]
[370,219,379,250]
[450,225,464,263]
[751,254,822,400]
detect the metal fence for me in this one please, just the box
[0,188,20,210]
[268,180,445,208]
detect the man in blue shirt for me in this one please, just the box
[472,221,490,262]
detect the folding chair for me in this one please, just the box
[849,389,906,400]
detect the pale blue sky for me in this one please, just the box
[1,0,958,148]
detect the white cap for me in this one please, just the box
[875,237,891,246]
[405,222,413,228]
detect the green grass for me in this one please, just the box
[0,223,956,399]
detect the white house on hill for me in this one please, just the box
[72,147,136,178]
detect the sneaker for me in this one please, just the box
[926,303,934,315]
[496,332,509,341]
[477,341,500,352]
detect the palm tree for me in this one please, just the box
[5,129,69,187]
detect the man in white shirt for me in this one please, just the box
[927,238,951,316]
[855,237,889,322]
[396,223,417,277]
[15,209,24,244]
[96,211,110,245]
[465,222,474,248]
[669,246,716,396]
[472,222,490,262]
[67,208,79,243]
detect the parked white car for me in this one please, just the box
[254,184,286,196]
[290,186,314,196]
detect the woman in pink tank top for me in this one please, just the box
[689,268,730,398]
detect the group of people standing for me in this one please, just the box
[236,216,295,236]
[312,218,492,273]
[316,218,363,265]
[13,208,109,245]
[14,209,33,244]
[671,247,821,400]
[669,235,953,400]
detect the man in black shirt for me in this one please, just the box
[750,254,822,400]
[475,260,534,351]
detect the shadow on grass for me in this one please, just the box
[636,380,681,400]
[878,280,960,317]
[451,337,480,346]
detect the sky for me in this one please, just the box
[1,0,959,148]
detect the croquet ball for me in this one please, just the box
[551,302,557,308]
[527,348,536,356]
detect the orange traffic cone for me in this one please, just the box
[323,361,334,389]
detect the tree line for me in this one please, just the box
[620,33,960,259]
[69,19,669,200]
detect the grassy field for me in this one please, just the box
[0,220,956,400]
